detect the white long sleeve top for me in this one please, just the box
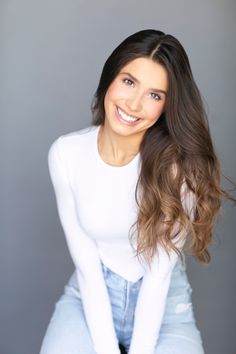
[48,124,196,354]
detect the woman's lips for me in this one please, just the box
[115,106,142,126]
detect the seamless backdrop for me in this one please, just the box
[1,1,236,354]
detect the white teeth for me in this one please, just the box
[117,107,139,122]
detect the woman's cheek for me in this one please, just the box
[146,102,164,120]
[107,82,122,100]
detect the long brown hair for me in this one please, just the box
[91,29,236,267]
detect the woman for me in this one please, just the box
[40,29,235,354]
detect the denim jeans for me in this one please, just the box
[40,256,205,354]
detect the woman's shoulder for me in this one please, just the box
[50,125,98,154]
[57,124,97,146]
[48,125,99,168]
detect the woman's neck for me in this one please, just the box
[97,124,141,166]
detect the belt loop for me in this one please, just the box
[124,281,130,314]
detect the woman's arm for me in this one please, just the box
[128,245,179,354]
[48,138,120,354]
[128,183,196,354]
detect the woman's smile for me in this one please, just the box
[116,106,142,126]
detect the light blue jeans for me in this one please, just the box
[40,256,205,354]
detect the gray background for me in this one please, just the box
[1,1,235,354]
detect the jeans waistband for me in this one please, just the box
[101,253,186,288]
[101,262,143,291]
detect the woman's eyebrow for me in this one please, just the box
[120,71,167,96]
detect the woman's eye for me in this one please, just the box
[150,92,161,101]
[123,78,134,86]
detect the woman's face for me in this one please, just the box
[104,57,168,139]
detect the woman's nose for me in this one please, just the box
[126,93,143,112]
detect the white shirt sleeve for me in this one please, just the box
[128,182,196,354]
[47,137,121,354]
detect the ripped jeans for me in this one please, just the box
[40,255,205,354]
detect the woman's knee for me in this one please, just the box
[40,293,96,354]
[154,333,205,354]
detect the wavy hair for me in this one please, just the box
[91,29,236,267]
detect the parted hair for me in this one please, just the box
[91,29,235,267]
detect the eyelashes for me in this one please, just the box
[123,78,135,86]
[149,92,161,101]
[122,78,161,101]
